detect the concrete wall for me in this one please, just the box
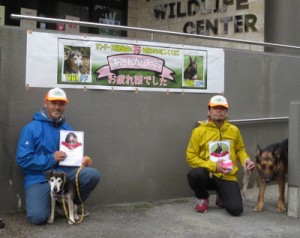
[265,0,300,55]
[1,26,299,212]
[128,0,265,51]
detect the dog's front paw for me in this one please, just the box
[47,218,54,224]
[68,219,75,225]
[277,202,287,213]
[254,203,264,212]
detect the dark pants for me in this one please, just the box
[187,168,243,216]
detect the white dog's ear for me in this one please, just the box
[44,170,53,180]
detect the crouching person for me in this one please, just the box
[16,88,101,225]
[186,95,254,216]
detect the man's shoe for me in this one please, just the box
[215,194,224,209]
[77,206,90,217]
[194,198,208,213]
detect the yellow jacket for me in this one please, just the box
[186,119,249,181]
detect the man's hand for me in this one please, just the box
[245,159,255,173]
[216,160,232,174]
[53,151,67,162]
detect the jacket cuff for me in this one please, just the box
[50,153,57,165]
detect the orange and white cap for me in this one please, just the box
[45,88,69,102]
[208,95,228,108]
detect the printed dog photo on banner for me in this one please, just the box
[182,52,207,89]
[60,45,92,83]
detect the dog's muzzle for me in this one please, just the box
[263,177,272,183]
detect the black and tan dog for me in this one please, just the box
[63,49,83,74]
[254,139,288,213]
[45,170,78,224]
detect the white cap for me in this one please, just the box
[45,88,69,102]
[208,95,228,108]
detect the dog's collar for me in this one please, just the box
[57,190,65,197]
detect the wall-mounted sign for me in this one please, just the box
[144,0,264,41]
[26,31,224,94]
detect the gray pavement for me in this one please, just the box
[1,185,300,238]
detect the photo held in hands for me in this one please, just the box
[59,130,84,166]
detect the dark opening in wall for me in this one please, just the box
[0,0,127,36]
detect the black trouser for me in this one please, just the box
[187,168,243,216]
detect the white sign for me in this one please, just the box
[26,31,224,94]
[59,130,84,167]
[209,140,230,162]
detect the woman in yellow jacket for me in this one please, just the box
[186,95,255,216]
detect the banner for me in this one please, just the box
[26,31,224,93]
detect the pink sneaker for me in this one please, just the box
[194,198,209,213]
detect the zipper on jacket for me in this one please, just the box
[219,128,223,180]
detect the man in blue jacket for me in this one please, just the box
[16,88,101,225]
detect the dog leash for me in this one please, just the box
[242,159,256,198]
[62,156,92,224]
[74,165,85,224]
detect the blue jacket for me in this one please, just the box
[16,111,73,190]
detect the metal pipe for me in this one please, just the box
[229,116,288,123]
[10,14,300,50]
[197,116,288,124]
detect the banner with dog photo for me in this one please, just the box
[26,31,224,93]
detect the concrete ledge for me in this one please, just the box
[288,186,300,218]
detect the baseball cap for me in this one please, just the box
[45,88,69,102]
[208,95,228,108]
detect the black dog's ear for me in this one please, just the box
[256,145,262,155]
[44,170,53,180]
[66,49,72,57]
[272,145,281,162]
[255,145,262,163]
